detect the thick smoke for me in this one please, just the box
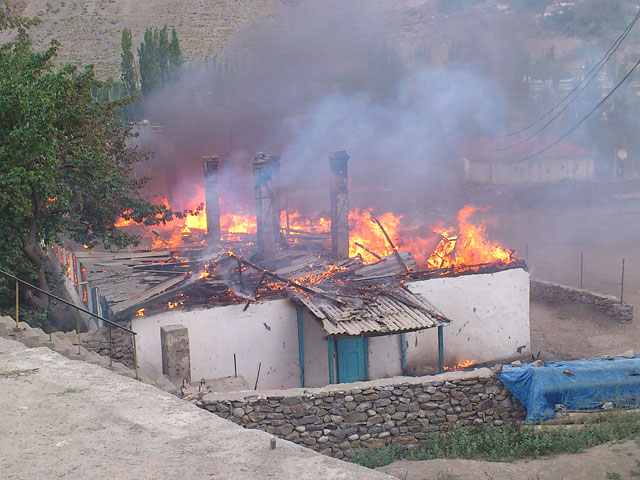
[141,0,507,218]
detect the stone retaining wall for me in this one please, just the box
[530,280,633,322]
[195,369,526,459]
[78,327,134,369]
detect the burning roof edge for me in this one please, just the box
[67,241,526,326]
[290,287,450,337]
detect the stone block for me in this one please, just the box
[160,324,191,385]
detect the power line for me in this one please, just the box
[485,58,640,166]
[494,17,636,153]
[497,9,640,140]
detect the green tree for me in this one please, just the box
[137,27,158,95]
[0,27,188,306]
[169,27,183,79]
[120,27,137,95]
[157,25,170,85]
[137,26,183,94]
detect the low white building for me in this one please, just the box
[464,136,598,185]
[130,267,530,389]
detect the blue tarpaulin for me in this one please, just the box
[498,356,640,424]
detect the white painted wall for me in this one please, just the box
[133,299,302,390]
[405,268,530,374]
[132,268,529,388]
[301,308,330,387]
[368,335,402,379]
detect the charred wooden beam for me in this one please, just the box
[372,217,410,273]
[354,242,384,262]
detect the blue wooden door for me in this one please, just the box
[336,337,367,383]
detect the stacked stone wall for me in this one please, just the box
[78,327,134,369]
[530,280,633,322]
[196,369,525,459]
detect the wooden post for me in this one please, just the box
[297,305,305,388]
[621,258,625,303]
[400,333,407,375]
[133,333,141,381]
[15,280,19,329]
[254,362,262,390]
[327,336,335,384]
[438,326,444,374]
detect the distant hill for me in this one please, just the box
[0,0,278,77]
[2,0,632,80]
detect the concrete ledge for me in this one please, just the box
[204,368,496,402]
[0,336,390,479]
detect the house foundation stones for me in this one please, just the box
[195,368,526,459]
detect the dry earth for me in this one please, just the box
[378,439,640,480]
[489,205,640,362]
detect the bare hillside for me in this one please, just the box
[1,0,278,76]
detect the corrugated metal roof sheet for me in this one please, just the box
[290,287,450,336]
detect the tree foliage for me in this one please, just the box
[120,27,137,95]
[544,0,634,38]
[137,26,183,95]
[0,28,183,298]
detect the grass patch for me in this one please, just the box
[0,368,39,379]
[350,412,640,469]
[54,387,86,396]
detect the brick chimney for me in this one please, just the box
[202,156,221,243]
[269,155,283,243]
[330,150,349,259]
[253,153,277,259]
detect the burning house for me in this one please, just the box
[58,150,530,390]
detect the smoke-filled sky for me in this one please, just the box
[139,0,511,219]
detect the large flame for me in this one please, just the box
[349,208,401,263]
[113,185,515,274]
[221,213,257,234]
[426,205,513,271]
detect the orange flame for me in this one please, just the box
[167,301,184,309]
[221,212,257,234]
[81,266,87,302]
[426,206,513,271]
[349,208,402,264]
[135,308,146,317]
[114,209,134,227]
[444,359,475,371]
[113,183,515,273]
